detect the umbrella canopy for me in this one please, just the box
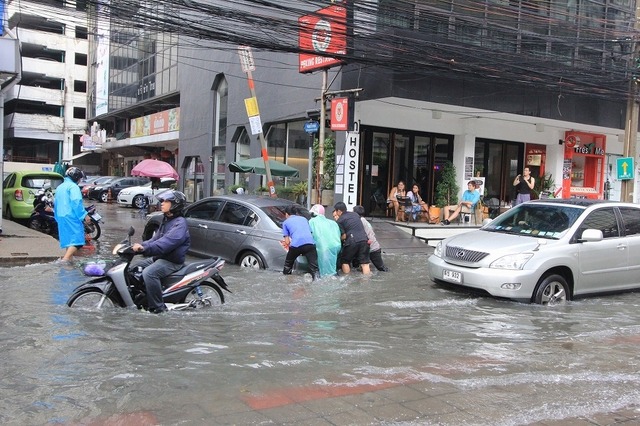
[131,159,179,180]
[228,158,300,177]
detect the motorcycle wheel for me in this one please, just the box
[68,289,115,309]
[182,281,224,308]
[85,219,101,240]
[28,217,42,232]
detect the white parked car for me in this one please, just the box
[116,178,176,208]
[428,199,640,305]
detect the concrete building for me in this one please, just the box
[86,0,639,212]
[2,0,99,173]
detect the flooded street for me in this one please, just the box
[1,203,640,425]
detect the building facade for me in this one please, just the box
[85,0,639,210]
[3,0,96,172]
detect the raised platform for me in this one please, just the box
[398,223,480,246]
[369,217,480,248]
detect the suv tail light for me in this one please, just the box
[14,189,24,201]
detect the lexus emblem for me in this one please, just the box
[455,250,465,258]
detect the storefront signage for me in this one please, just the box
[298,4,347,73]
[330,97,349,131]
[130,108,180,138]
[573,144,604,155]
[341,122,360,210]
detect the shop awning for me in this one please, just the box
[62,150,102,162]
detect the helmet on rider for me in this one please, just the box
[157,190,187,216]
[65,167,84,183]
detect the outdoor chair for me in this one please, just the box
[458,204,478,225]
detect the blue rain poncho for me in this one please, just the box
[309,215,342,277]
[54,176,87,248]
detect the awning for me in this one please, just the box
[62,150,103,162]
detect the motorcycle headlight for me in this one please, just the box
[490,253,533,270]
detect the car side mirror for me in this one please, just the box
[578,228,603,242]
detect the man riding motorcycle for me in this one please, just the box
[132,190,190,314]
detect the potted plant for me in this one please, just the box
[255,186,269,196]
[291,181,308,205]
[432,161,459,223]
[228,184,246,195]
[532,173,555,199]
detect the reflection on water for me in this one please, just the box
[1,252,640,424]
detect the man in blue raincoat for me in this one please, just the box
[54,167,91,262]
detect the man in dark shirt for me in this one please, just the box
[333,202,371,275]
[133,190,190,313]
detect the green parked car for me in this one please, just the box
[2,171,64,220]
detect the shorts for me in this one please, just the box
[339,241,369,266]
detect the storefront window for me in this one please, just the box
[182,156,204,202]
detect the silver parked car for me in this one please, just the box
[428,199,640,305]
[142,195,309,271]
[117,177,176,208]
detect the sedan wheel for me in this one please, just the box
[100,191,109,203]
[533,274,570,306]
[132,195,147,209]
[239,252,264,269]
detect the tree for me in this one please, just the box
[312,136,335,190]
[435,161,459,208]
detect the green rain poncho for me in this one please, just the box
[309,215,342,277]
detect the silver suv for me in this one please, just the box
[428,199,640,305]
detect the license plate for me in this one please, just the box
[91,212,102,221]
[442,269,462,284]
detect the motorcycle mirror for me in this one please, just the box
[127,227,135,237]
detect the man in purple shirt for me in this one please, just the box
[282,205,320,280]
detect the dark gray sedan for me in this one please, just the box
[142,195,309,271]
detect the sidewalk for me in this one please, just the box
[0,220,61,267]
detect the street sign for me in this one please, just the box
[304,120,319,134]
[617,157,634,180]
[238,46,255,73]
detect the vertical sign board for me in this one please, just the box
[343,123,360,210]
[617,157,634,180]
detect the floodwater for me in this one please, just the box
[2,204,640,425]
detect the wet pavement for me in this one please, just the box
[2,203,640,425]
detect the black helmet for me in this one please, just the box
[65,167,84,183]
[157,190,186,216]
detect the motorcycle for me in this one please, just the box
[67,227,230,311]
[28,188,102,240]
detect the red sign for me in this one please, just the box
[298,5,347,73]
[331,97,349,131]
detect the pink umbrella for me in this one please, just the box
[131,159,179,180]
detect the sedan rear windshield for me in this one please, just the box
[484,203,583,239]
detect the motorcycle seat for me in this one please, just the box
[165,258,222,279]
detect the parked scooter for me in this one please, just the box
[67,227,230,311]
[28,187,102,240]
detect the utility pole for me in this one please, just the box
[316,70,328,205]
[621,4,640,203]
[238,46,277,197]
